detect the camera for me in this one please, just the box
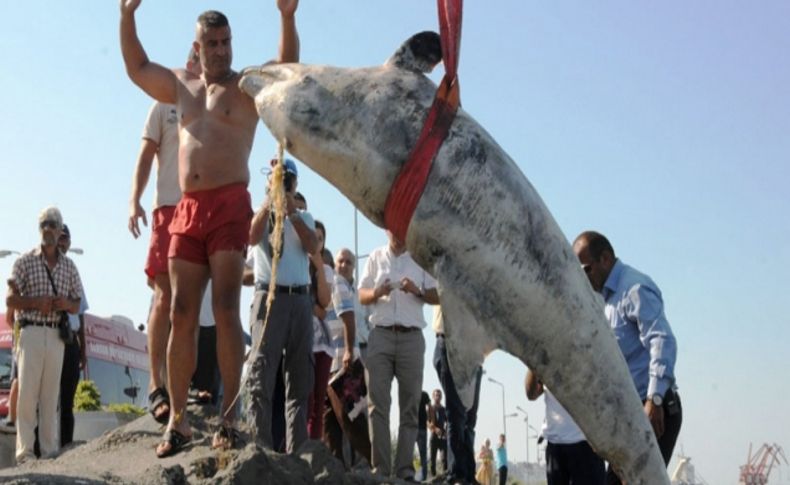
[284,172,295,193]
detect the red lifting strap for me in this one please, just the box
[383,0,463,242]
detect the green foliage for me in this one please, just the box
[74,380,102,411]
[105,402,145,417]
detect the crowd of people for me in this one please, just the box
[2,1,682,484]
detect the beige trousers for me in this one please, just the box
[16,325,64,463]
[365,326,425,479]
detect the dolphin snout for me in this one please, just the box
[239,64,297,98]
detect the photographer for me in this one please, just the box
[6,207,83,463]
[246,158,318,452]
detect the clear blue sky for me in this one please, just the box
[1,2,789,483]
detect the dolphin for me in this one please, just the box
[240,32,671,484]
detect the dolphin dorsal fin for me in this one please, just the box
[385,31,442,73]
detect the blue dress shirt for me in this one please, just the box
[601,260,677,400]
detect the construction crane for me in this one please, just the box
[738,442,788,485]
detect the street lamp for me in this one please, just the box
[354,208,359,283]
[68,248,84,255]
[0,250,20,258]
[528,425,542,465]
[488,377,507,436]
[516,405,529,465]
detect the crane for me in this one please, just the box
[738,442,788,485]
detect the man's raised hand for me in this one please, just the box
[120,0,142,14]
[277,0,298,17]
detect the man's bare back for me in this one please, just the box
[175,69,258,192]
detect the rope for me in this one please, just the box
[383,0,463,242]
[222,143,287,420]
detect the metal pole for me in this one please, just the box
[526,414,529,469]
[489,378,506,436]
[354,208,359,284]
[502,386,506,437]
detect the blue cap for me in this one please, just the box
[283,158,298,177]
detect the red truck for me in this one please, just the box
[0,312,150,416]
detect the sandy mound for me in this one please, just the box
[0,405,411,484]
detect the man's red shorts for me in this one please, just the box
[144,206,177,279]
[168,182,253,265]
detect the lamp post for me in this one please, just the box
[0,250,21,258]
[529,424,542,465]
[354,208,359,283]
[68,248,84,255]
[516,405,529,465]
[488,377,507,436]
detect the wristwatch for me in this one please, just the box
[650,394,663,407]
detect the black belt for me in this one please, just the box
[381,324,420,333]
[255,282,310,295]
[19,319,59,329]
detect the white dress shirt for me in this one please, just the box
[358,246,437,329]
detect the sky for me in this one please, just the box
[1,1,790,483]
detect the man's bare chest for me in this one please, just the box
[179,82,253,128]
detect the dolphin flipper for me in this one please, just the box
[438,287,497,409]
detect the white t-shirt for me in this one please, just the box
[542,388,586,444]
[327,272,365,372]
[142,102,181,208]
[359,246,437,329]
[312,264,335,356]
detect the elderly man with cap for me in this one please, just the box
[6,207,83,463]
[56,224,89,447]
[246,158,318,453]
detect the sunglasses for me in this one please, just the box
[40,220,60,230]
[581,263,593,274]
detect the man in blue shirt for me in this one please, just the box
[495,433,508,485]
[247,158,318,453]
[573,231,682,484]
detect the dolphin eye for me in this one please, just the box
[300,75,317,86]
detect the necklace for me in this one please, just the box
[206,70,235,95]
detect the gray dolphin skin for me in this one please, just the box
[240,32,670,484]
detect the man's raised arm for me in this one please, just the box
[276,0,300,63]
[120,0,178,103]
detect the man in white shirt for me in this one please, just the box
[359,231,439,480]
[526,369,605,485]
[127,48,201,426]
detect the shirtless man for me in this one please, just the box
[119,0,300,457]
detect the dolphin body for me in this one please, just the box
[240,32,670,484]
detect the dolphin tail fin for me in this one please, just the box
[385,31,442,74]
